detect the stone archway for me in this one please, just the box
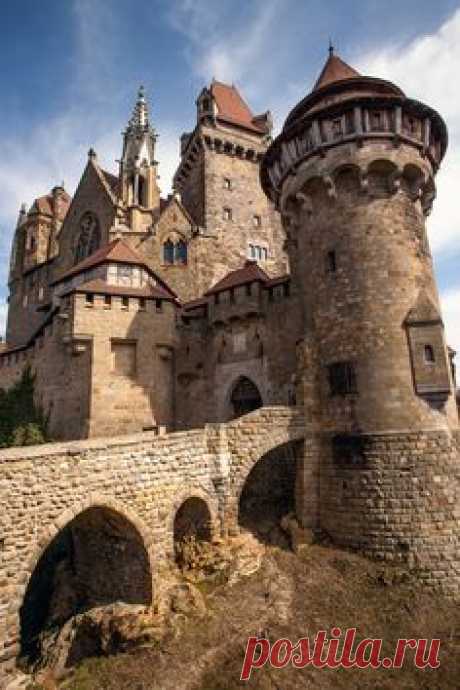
[237,442,298,545]
[19,506,152,670]
[173,497,212,567]
[230,376,262,419]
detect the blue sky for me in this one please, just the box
[1,0,460,349]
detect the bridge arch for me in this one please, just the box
[236,440,300,543]
[17,498,154,669]
[224,410,306,535]
[166,487,219,564]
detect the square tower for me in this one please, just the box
[174,81,288,293]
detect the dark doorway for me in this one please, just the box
[230,376,262,419]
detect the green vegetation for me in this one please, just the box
[0,366,48,448]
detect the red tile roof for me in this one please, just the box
[101,169,120,195]
[211,81,266,134]
[265,274,290,288]
[63,278,175,301]
[52,239,147,284]
[52,239,177,297]
[29,190,71,221]
[183,297,209,311]
[313,52,360,91]
[205,260,270,295]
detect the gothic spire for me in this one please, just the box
[128,85,151,130]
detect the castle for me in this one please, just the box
[1,50,459,682]
[1,76,295,439]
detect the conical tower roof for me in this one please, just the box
[313,47,360,91]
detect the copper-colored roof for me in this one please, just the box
[52,239,177,298]
[29,189,71,221]
[101,169,120,195]
[53,239,146,284]
[265,274,290,288]
[211,81,265,134]
[63,278,175,301]
[183,297,209,311]
[205,260,270,295]
[313,52,360,91]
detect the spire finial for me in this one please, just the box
[129,85,149,129]
[328,39,334,57]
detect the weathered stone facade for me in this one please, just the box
[1,49,460,684]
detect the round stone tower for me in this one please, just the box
[261,49,460,593]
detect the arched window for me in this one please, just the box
[162,237,188,265]
[74,212,101,265]
[163,239,174,264]
[175,240,188,264]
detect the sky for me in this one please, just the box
[0,0,459,351]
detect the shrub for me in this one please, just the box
[0,366,48,448]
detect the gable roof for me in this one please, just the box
[29,190,72,221]
[101,169,120,196]
[205,260,270,295]
[210,81,266,134]
[313,51,360,91]
[52,239,177,297]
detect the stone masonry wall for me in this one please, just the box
[0,406,304,683]
[319,428,460,595]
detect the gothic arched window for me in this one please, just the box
[163,239,174,264]
[175,240,187,264]
[74,212,101,265]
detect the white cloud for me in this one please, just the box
[357,9,460,256]
[0,300,7,340]
[441,287,460,355]
[167,0,283,103]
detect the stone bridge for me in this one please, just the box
[0,405,307,681]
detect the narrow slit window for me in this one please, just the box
[327,250,337,273]
[424,344,435,364]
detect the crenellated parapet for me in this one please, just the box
[261,66,447,213]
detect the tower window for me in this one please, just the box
[175,240,188,264]
[327,250,337,273]
[424,344,435,364]
[75,212,101,265]
[163,239,174,264]
[328,361,358,396]
[253,215,262,227]
[104,295,112,307]
[223,207,232,221]
[121,296,129,309]
[248,244,268,261]
[332,118,343,138]
[223,178,232,190]
[371,111,383,131]
[85,293,94,306]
